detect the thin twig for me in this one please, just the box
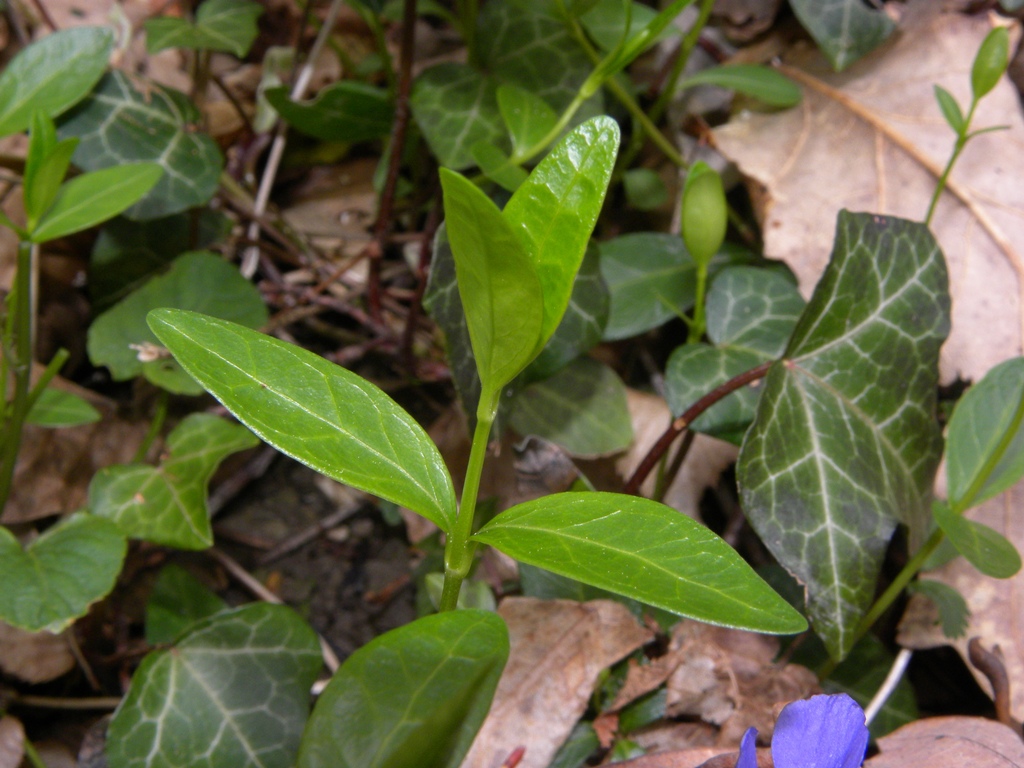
[207,444,278,516]
[968,637,1022,733]
[257,502,365,566]
[28,0,58,30]
[15,695,122,710]
[624,360,772,495]
[864,647,912,725]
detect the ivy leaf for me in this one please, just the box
[509,357,632,457]
[106,604,322,768]
[738,211,950,660]
[264,82,393,143]
[145,564,228,644]
[89,414,259,549]
[0,27,113,137]
[145,0,264,57]
[0,513,126,633]
[789,0,895,72]
[88,251,267,392]
[148,310,459,533]
[25,388,100,428]
[298,611,508,768]
[474,492,807,634]
[58,71,223,219]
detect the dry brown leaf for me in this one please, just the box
[629,721,718,756]
[0,622,74,683]
[897,479,1024,723]
[613,746,765,768]
[713,5,1023,383]
[865,716,1024,767]
[0,717,24,768]
[461,597,653,768]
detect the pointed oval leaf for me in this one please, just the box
[946,356,1024,510]
[89,413,259,549]
[298,610,508,768]
[496,83,557,157]
[473,492,807,634]
[0,513,126,633]
[934,85,966,135]
[738,212,950,660]
[0,27,114,137]
[933,500,1021,579]
[148,309,458,532]
[470,141,528,193]
[264,82,394,143]
[107,603,322,768]
[440,168,544,401]
[30,163,163,243]
[678,64,802,108]
[503,116,620,354]
[25,387,101,428]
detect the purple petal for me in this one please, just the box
[771,693,869,768]
[735,726,758,768]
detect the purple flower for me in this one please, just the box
[736,693,869,768]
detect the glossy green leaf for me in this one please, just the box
[24,112,75,228]
[474,492,807,634]
[148,310,459,532]
[933,500,1021,579]
[579,0,659,52]
[510,357,632,457]
[705,266,805,356]
[439,168,543,404]
[410,63,504,170]
[59,71,223,219]
[738,211,950,660]
[88,251,266,388]
[90,209,231,311]
[298,610,508,768]
[89,414,258,549]
[497,83,557,157]
[680,162,727,268]
[107,603,322,768]
[789,0,895,71]
[934,85,965,135]
[145,564,228,644]
[470,141,528,192]
[0,27,114,137]
[0,513,126,633]
[504,116,620,356]
[30,163,163,243]
[145,0,264,57]
[25,387,101,427]
[971,27,1010,101]
[946,356,1024,510]
[264,82,393,142]
[678,64,802,108]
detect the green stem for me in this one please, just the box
[133,389,170,464]
[925,101,976,227]
[439,392,497,612]
[687,261,708,343]
[0,241,35,511]
[23,348,69,416]
[457,0,479,66]
[22,734,46,768]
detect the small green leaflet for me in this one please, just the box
[145,0,264,57]
[265,82,393,143]
[25,388,101,428]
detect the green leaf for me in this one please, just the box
[88,251,266,387]
[148,310,459,532]
[504,116,620,357]
[509,357,632,457]
[439,168,544,404]
[410,63,504,170]
[474,492,807,634]
[107,604,322,768]
[678,64,802,108]
[0,513,126,633]
[945,356,1024,510]
[906,579,969,640]
[789,0,895,71]
[0,27,114,137]
[145,564,228,644]
[58,71,223,219]
[24,112,73,227]
[971,26,1010,101]
[90,209,231,311]
[579,0,659,52]
[298,611,508,768]
[264,82,393,142]
[622,167,668,210]
[548,723,600,768]
[934,85,966,135]
[25,387,101,427]
[30,163,163,243]
[89,414,259,549]
[932,500,1021,579]
[738,211,950,660]
[470,141,528,193]
[706,265,805,356]
[497,83,557,158]
[145,0,264,57]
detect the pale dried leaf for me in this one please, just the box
[461,597,653,768]
[865,716,1024,767]
[613,747,760,768]
[0,622,74,683]
[630,721,717,755]
[0,716,23,768]
[713,6,1023,382]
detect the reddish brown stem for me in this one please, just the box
[968,637,1022,734]
[623,360,773,495]
[367,0,417,321]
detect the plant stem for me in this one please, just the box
[132,389,169,463]
[925,101,976,227]
[686,261,708,344]
[439,395,496,612]
[457,0,479,66]
[0,241,35,511]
